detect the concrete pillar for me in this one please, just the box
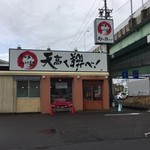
[41,76,50,113]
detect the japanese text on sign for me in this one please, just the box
[9,49,108,72]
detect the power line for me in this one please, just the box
[36,0,132,51]
[73,0,131,50]
[67,0,99,50]
[44,0,131,51]
[112,0,130,14]
[67,0,101,50]
[69,0,102,50]
[48,34,74,46]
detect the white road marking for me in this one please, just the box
[144,132,150,137]
[105,113,140,117]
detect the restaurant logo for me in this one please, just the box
[94,19,114,44]
[97,21,112,35]
[17,51,38,69]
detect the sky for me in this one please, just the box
[0,0,148,61]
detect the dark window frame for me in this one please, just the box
[17,80,40,98]
[51,78,72,102]
[83,80,102,101]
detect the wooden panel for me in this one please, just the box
[0,76,14,113]
[83,101,102,110]
[16,98,41,113]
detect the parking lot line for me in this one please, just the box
[105,113,140,117]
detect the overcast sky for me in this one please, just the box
[0,0,148,61]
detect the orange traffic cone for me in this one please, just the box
[71,105,75,114]
[49,105,54,116]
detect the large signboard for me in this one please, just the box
[94,18,114,44]
[9,49,108,72]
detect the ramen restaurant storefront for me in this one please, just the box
[0,49,109,114]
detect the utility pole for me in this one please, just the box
[99,0,113,108]
[104,0,107,19]
[99,0,112,19]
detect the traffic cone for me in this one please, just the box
[50,105,54,116]
[71,105,75,114]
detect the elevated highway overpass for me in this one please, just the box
[109,1,150,78]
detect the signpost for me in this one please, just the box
[93,0,114,109]
[94,19,114,44]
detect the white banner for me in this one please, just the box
[56,82,67,89]
[94,19,114,44]
[9,49,107,72]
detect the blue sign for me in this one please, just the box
[122,70,128,78]
[133,70,139,79]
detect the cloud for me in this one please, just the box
[0,0,148,61]
[0,53,9,61]
[0,0,93,50]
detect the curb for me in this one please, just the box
[123,105,149,111]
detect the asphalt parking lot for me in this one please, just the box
[0,109,150,150]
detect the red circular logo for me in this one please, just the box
[17,51,38,70]
[98,21,112,35]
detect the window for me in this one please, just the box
[83,81,102,101]
[83,86,92,100]
[17,81,28,97]
[51,79,72,102]
[17,81,40,97]
[29,81,40,97]
[93,85,101,100]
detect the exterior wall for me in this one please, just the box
[83,101,103,110]
[41,76,50,113]
[0,72,109,114]
[16,98,41,113]
[0,76,14,113]
[40,74,109,113]
[102,77,109,109]
[73,76,83,111]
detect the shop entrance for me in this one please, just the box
[51,78,72,103]
[83,80,103,110]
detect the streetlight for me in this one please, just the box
[142,0,144,8]
[84,30,89,51]
[130,0,133,17]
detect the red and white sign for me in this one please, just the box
[94,19,114,44]
[17,51,38,70]
[9,49,108,72]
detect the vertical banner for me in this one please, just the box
[94,18,114,44]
